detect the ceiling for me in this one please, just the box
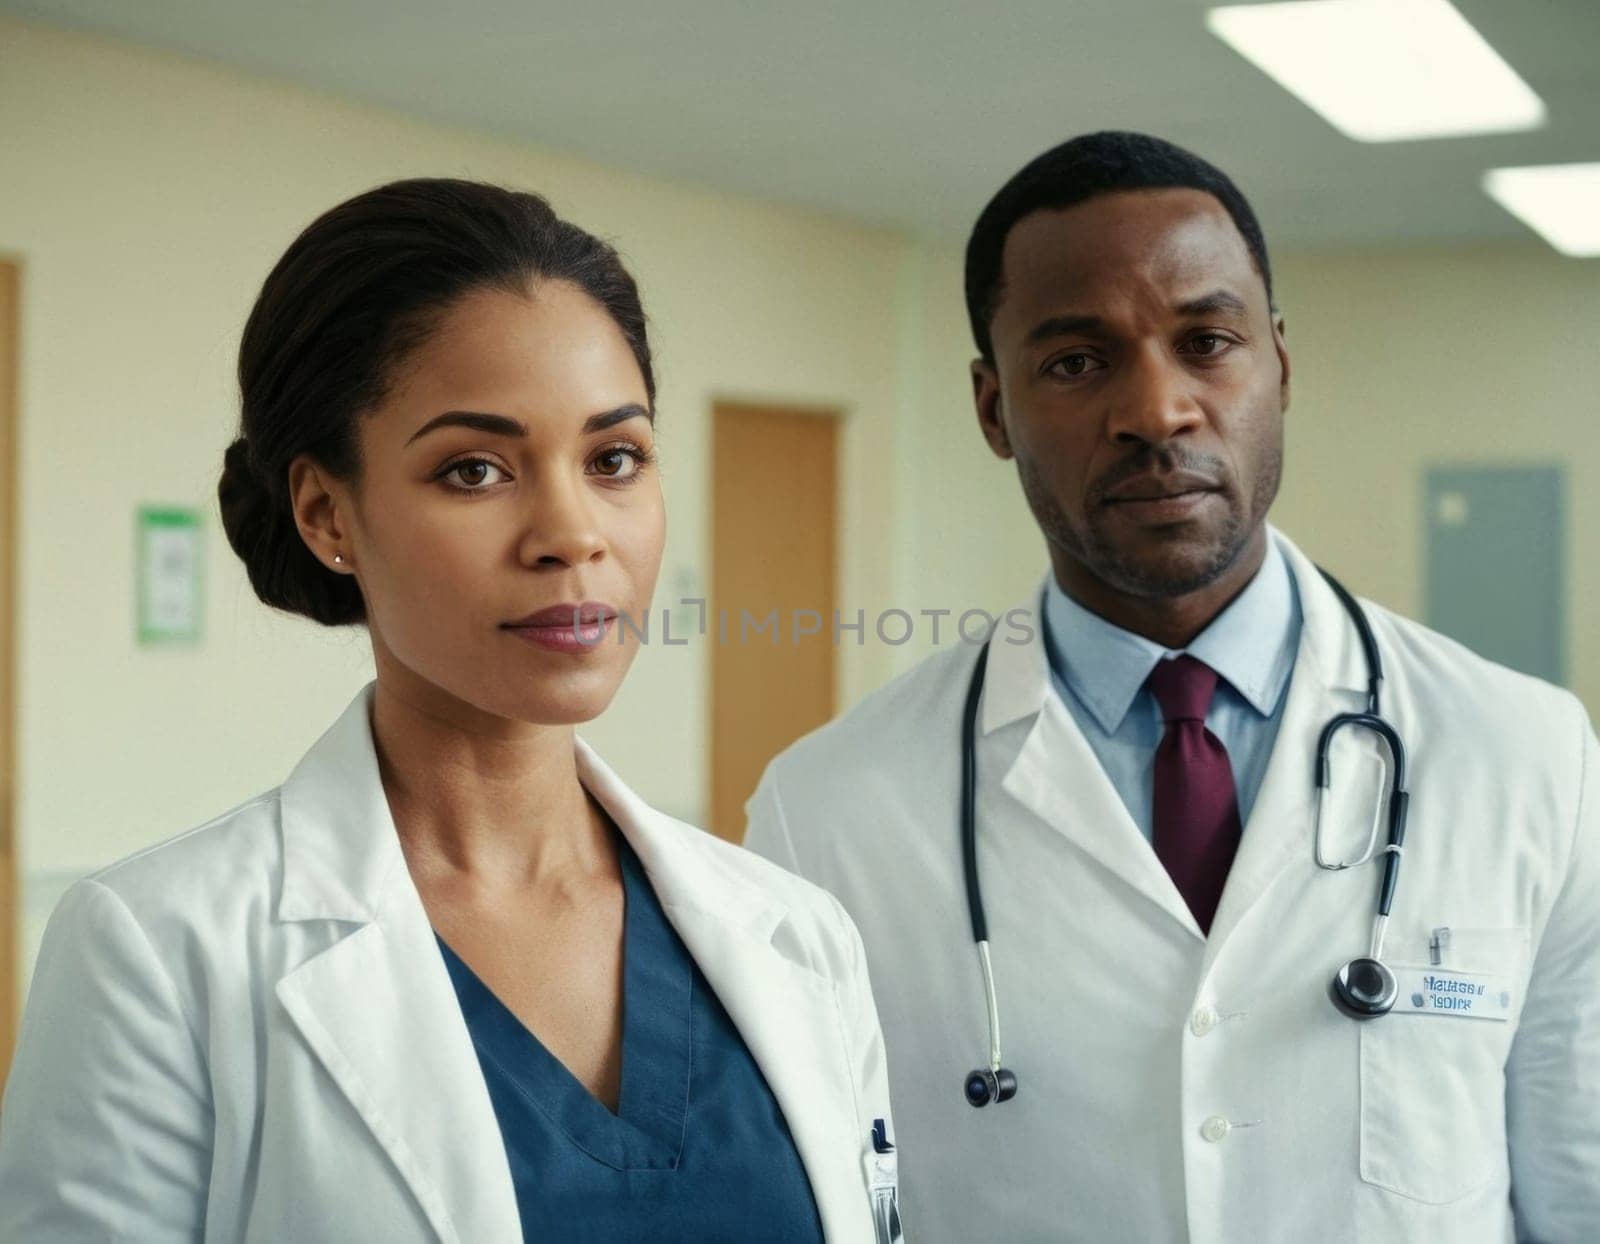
[5,0,1598,250]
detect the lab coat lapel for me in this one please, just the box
[1205,532,1371,955]
[661,907,862,1242]
[986,582,1203,939]
[577,741,866,1244]
[273,686,521,1244]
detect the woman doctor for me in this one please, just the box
[0,179,899,1243]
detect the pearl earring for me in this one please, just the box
[334,555,344,565]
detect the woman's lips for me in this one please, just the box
[501,599,618,652]
[505,600,617,628]
[504,615,616,653]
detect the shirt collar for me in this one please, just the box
[1041,536,1300,733]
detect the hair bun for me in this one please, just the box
[218,436,271,545]
[217,435,364,626]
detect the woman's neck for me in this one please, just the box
[368,671,614,892]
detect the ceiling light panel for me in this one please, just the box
[1483,164,1600,257]
[1207,0,1546,142]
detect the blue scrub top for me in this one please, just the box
[437,835,825,1243]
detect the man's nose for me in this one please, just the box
[1104,349,1204,446]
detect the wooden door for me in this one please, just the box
[710,403,838,839]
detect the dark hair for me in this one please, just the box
[964,131,1274,363]
[218,177,654,626]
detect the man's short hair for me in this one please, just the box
[964,131,1274,363]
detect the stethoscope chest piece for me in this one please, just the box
[963,1066,1018,1108]
[1331,956,1398,1019]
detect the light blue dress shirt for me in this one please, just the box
[1040,538,1303,841]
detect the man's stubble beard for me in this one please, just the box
[1016,442,1282,602]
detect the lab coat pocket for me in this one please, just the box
[1357,926,1528,1204]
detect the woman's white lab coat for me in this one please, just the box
[0,684,901,1243]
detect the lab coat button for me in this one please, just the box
[1200,1115,1231,1143]
[1190,1006,1219,1036]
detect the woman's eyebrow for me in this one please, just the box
[582,403,653,433]
[405,403,652,447]
[406,410,525,445]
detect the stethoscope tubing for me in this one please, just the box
[958,564,1415,1101]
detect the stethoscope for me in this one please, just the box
[959,567,1411,1108]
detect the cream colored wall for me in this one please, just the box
[887,244,1043,641]
[7,17,1596,994]
[0,20,914,976]
[1271,246,1598,717]
[885,240,1600,720]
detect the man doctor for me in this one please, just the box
[743,131,1599,1244]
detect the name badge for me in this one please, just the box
[1394,967,1513,1021]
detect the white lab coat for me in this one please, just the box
[744,528,1600,1244]
[0,683,901,1243]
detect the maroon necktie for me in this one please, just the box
[1148,655,1242,934]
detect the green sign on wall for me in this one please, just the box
[136,506,203,645]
